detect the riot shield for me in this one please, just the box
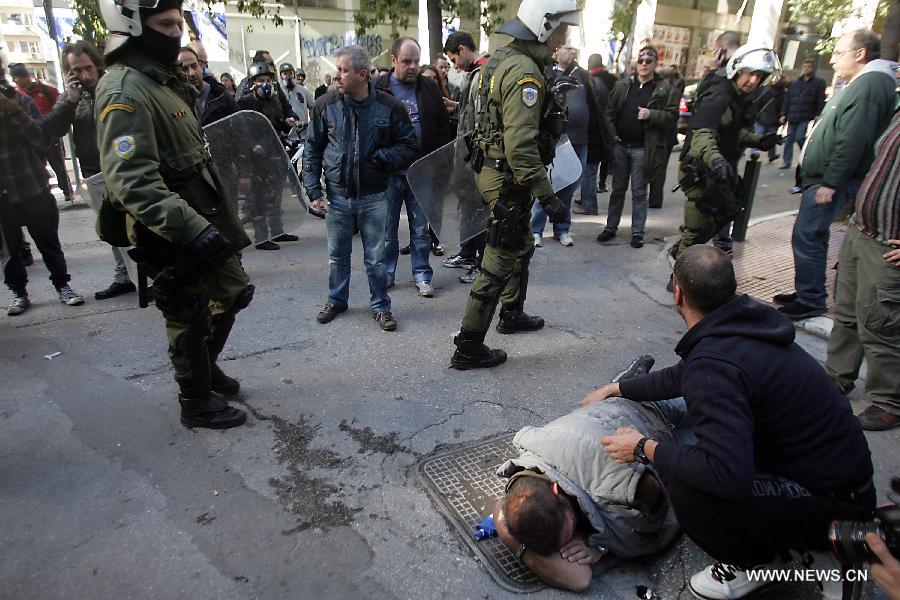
[203,110,308,248]
[406,136,583,246]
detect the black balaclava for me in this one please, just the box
[137,0,184,64]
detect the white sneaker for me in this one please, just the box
[415,280,434,297]
[689,560,780,599]
[533,233,542,247]
[791,550,862,600]
[558,233,574,247]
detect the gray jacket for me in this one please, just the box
[497,398,680,558]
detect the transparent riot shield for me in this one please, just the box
[203,110,308,248]
[406,135,583,247]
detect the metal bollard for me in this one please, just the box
[731,155,762,242]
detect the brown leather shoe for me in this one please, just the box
[856,405,900,431]
[373,311,397,331]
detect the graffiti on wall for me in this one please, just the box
[302,33,383,59]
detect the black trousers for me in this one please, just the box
[0,191,70,293]
[648,145,675,208]
[665,472,875,566]
[47,138,73,198]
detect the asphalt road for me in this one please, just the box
[1,156,896,599]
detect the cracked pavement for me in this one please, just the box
[1,160,895,599]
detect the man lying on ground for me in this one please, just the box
[492,391,687,591]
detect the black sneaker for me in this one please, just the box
[442,254,475,269]
[631,236,644,249]
[256,240,281,250]
[210,363,240,396]
[316,302,347,323]
[272,233,299,242]
[772,292,797,305]
[95,281,137,300]
[778,300,826,321]
[373,311,397,331]
[57,285,85,306]
[431,242,444,256]
[399,244,411,255]
[598,183,608,193]
[596,229,615,243]
[459,266,479,284]
[496,310,544,334]
[179,395,247,429]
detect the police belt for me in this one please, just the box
[482,157,511,172]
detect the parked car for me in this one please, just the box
[677,82,698,134]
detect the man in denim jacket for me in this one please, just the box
[302,44,418,332]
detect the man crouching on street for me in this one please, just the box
[491,394,687,591]
[587,245,875,600]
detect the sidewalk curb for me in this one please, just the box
[660,211,833,342]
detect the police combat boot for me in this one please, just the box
[210,363,240,396]
[451,328,507,370]
[178,380,247,429]
[496,307,545,334]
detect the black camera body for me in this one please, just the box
[0,80,18,98]
[829,480,900,565]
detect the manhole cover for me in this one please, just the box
[418,434,543,593]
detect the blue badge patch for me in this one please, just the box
[113,135,136,160]
[522,86,538,108]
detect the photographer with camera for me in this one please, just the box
[586,245,877,600]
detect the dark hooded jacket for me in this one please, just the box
[619,294,872,499]
[197,77,238,127]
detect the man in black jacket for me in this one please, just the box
[779,58,826,170]
[586,245,875,600]
[44,41,136,300]
[177,46,238,126]
[374,37,453,297]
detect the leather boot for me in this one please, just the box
[178,379,247,429]
[451,328,507,370]
[496,307,544,334]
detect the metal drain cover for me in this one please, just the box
[418,434,543,593]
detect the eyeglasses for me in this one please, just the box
[832,47,858,57]
[637,58,655,65]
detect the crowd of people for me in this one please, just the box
[0,0,898,595]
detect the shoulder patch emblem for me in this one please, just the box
[521,86,539,108]
[99,103,135,122]
[516,75,543,88]
[113,135,136,160]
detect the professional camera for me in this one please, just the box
[829,477,900,564]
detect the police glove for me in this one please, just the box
[757,133,780,151]
[189,225,231,265]
[538,193,568,224]
[710,158,736,187]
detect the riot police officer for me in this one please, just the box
[669,45,780,290]
[96,0,254,428]
[450,0,580,370]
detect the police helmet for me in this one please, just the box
[97,0,181,55]
[725,45,781,83]
[278,62,294,74]
[496,0,580,43]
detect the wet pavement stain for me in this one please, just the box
[339,419,409,456]
[235,401,361,532]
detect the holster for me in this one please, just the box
[127,223,206,313]
[486,176,528,250]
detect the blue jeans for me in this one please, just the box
[531,142,588,236]
[791,181,860,309]
[782,120,809,167]
[581,157,599,212]
[384,175,433,284]
[753,122,779,162]
[605,144,648,237]
[655,397,698,445]
[325,188,391,312]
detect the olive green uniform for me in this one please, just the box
[95,46,253,389]
[675,77,760,258]
[459,39,555,335]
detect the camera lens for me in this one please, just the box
[829,520,883,564]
